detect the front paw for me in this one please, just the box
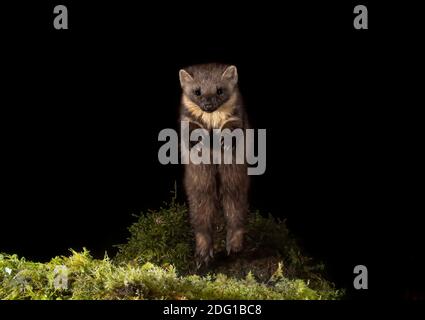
[220,135,235,152]
[190,140,205,153]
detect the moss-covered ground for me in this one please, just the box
[0,197,343,300]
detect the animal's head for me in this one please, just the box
[179,64,238,113]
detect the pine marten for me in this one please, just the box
[179,63,250,266]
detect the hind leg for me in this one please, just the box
[184,163,218,266]
[218,163,249,255]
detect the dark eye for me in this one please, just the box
[217,88,223,95]
[194,89,201,96]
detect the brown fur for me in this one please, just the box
[183,93,237,129]
[179,63,250,266]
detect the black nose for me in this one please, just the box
[204,103,213,110]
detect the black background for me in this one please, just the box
[0,1,423,300]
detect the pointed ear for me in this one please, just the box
[179,69,193,88]
[221,65,238,85]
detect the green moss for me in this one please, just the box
[0,197,343,300]
[115,199,195,272]
[0,250,340,300]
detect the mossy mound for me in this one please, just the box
[115,198,342,299]
[0,198,343,300]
